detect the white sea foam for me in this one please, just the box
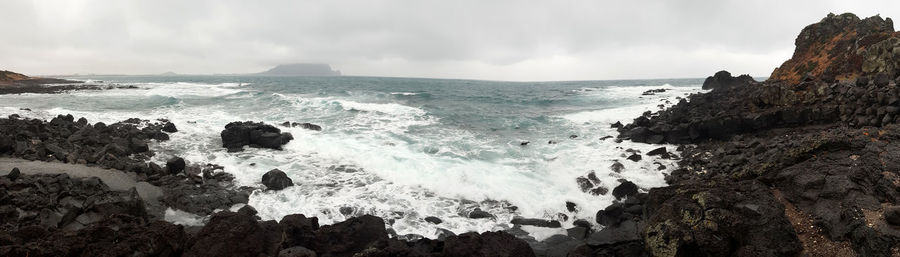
[164,208,207,226]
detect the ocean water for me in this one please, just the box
[0,75,704,239]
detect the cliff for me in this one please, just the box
[769,13,899,84]
[259,63,341,76]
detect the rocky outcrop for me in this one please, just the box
[0,115,172,173]
[642,180,801,257]
[606,13,900,257]
[701,70,757,90]
[769,13,899,84]
[0,173,188,256]
[221,121,294,152]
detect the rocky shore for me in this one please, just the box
[590,13,900,257]
[2,12,900,257]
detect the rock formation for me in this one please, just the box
[769,13,899,84]
[220,121,294,152]
[603,13,900,256]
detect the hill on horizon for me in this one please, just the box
[258,63,341,76]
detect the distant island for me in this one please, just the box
[258,63,341,76]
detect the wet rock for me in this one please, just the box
[610,121,623,128]
[7,167,20,181]
[157,175,249,215]
[221,121,294,151]
[442,231,536,257]
[590,186,609,196]
[520,141,530,146]
[595,203,626,227]
[468,208,494,219]
[280,214,319,248]
[610,161,624,173]
[573,219,592,229]
[185,211,284,257]
[166,157,186,174]
[510,217,561,228]
[626,153,642,162]
[612,180,638,200]
[161,122,178,133]
[646,147,666,156]
[130,137,149,153]
[312,215,389,257]
[425,216,443,224]
[292,122,323,131]
[262,169,293,191]
[566,201,578,212]
[576,176,593,192]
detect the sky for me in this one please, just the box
[1,0,898,81]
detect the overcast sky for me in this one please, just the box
[1,0,898,81]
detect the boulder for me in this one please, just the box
[468,208,494,219]
[702,70,756,90]
[609,161,625,173]
[7,167,20,181]
[595,203,626,227]
[312,215,388,257]
[262,169,293,190]
[184,211,284,257]
[221,121,293,151]
[424,216,443,224]
[612,180,638,200]
[280,214,320,249]
[166,157,186,175]
[442,231,536,257]
[626,153,642,162]
[646,147,666,156]
[161,122,178,133]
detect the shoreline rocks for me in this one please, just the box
[221,121,294,152]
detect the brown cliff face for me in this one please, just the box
[769,13,899,85]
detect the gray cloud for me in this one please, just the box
[1,0,898,81]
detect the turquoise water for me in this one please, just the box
[0,75,703,239]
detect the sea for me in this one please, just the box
[0,75,705,240]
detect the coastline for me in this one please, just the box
[2,12,900,257]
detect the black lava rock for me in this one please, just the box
[221,121,293,151]
[166,157,186,175]
[162,122,178,133]
[261,169,293,191]
[612,180,638,200]
[425,216,443,224]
